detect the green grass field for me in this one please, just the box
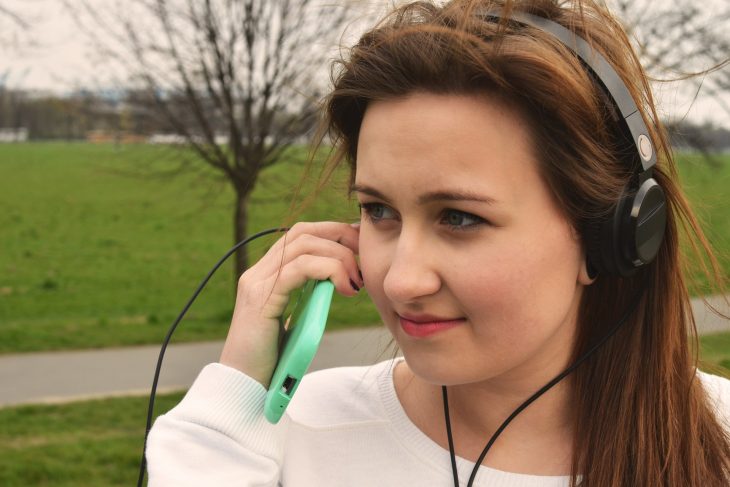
[0,392,184,487]
[700,331,730,373]
[0,142,380,353]
[0,143,728,353]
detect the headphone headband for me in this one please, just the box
[480,10,657,176]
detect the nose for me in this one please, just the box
[382,230,441,304]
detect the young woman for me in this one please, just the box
[145,0,730,485]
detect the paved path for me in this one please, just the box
[0,295,727,408]
[0,327,400,408]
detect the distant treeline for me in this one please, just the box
[0,87,728,152]
[664,120,730,154]
[0,88,167,140]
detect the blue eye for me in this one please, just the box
[358,203,487,232]
[441,209,485,231]
[358,202,395,222]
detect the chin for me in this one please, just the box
[399,349,471,386]
[403,346,522,388]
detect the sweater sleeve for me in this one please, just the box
[145,363,290,487]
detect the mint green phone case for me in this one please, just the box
[264,279,335,424]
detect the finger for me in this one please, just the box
[277,254,362,298]
[277,234,362,286]
[271,221,360,257]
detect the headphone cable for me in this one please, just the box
[444,285,646,487]
[136,226,289,487]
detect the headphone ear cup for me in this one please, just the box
[585,190,632,278]
[584,216,605,279]
[585,178,667,279]
[620,177,667,271]
[607,187,638,277]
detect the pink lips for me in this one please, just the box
[398,315,465,338]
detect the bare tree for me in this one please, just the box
[66,0,357,284]
[0,2,30,124]
[0,2,29,49]
[610,0,730,156]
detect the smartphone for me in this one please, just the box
[264,279,334,424]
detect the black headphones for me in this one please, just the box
[482,10,667,278]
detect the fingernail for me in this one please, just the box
[350,222,360,230]
[350,279,360,292]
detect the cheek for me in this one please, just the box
[449,251,525,329]
[457,228,581,335]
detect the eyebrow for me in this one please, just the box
[350,183,499,205]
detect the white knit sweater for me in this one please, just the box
[146,358,730,486]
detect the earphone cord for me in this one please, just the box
[136,227,290,487]
[444,286,646,487]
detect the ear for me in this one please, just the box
[572,225,597,285]
[579,257,598,285]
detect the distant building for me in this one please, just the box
[0,128,29,142]
[86,130,116,143]
[148,133,187,145]
[147,133,309,145]
[86,130,147,144]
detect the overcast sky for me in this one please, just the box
[1,0,728,129]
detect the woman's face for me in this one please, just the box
[354,91,588,387]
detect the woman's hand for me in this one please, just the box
[219,221,363,388]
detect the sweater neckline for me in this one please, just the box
[375,357,574,487]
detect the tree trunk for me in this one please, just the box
[233,189,250,297]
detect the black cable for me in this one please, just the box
[136,227,289,487]
[443,286,646,487]
[443,386,460,487]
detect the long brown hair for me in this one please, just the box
[287,0,730,484]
